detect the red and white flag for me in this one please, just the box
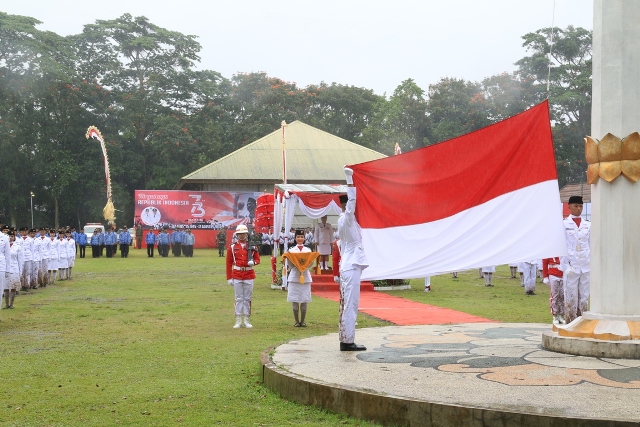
[349,101,567,280]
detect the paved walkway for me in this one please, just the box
[263,323,640,426]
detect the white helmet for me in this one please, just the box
[236,224,249,234]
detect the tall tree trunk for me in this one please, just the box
[54,196,59,230]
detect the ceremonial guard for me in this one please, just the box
[65,230,76,279]
[48,230,59,283]
[20,228,34,290]
[183,228,195,257]
[560,195,591,324]
[4,232,22,309]
[543,256,565,324]
[216,228,226,257]
[145,229,157,257]
[337,167,368,351]
[314,216,334,272]
[38,230,51,286]
[32,230,43,287]
[0,229,10,308]
[57,232,68,280]
[226,224,260,329]
[119,226,132,258]
[285,230,315,327]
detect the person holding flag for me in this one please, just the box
[337,167,368,351]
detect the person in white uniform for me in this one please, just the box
[4,232,22,309]
[337,167,368,351]
[521,259,538,295]
[482,266,495,287]
[287,229,313,327]
[0,230,10,309]
[314,216,334,272]
[559,196,591,324]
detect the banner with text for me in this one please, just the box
[134,190,264,248]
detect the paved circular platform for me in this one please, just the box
[262,323,640,427]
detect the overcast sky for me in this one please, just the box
[3,0,593,96]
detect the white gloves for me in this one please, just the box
[334,276,340,283]
[344,166,354,185]
[543,277,549,285]
[247,260,255,267]
[227,279,233,285]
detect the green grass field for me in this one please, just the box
[0,249,552,426]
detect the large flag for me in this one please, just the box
[349,101,567,280]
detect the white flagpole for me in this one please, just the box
[281,121,288,184]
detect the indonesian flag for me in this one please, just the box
[350,101,567,280]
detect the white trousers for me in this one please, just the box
[22,260,32,288]
[549,275,564,316]
[0,274,5,293]
[522,262,537,292]
[564,269,589,323]
[339,268,362,344]
[232,279,253,316]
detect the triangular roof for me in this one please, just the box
[176,121,386,189]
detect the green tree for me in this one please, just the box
[426,77,491,145]
[361,78,429,154]
[303,82,382,143]
[515,25,592,186]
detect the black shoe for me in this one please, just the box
[525,290,536,295]
[340,342,366,351]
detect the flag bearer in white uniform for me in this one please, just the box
[287,230,313,327]
[337,167,368,351]
[543,256,564,324]
[521,259,538,295]
[560,196,590,324]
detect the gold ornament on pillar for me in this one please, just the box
[585,132,640,183]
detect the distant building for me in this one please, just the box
[175,121,386,192]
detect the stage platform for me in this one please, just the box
[262,323,640,426]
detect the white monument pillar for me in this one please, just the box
[542,0,640,357]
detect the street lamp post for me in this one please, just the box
[30,192,35,229]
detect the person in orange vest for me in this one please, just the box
[226,224,260,329]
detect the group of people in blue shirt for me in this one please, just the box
[89,226,133,258]
[144,226,195,258]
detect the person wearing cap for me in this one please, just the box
[337,167,369,351]
[64,230,76,279]
[183,228,195,257]
[48,230,59,283]
[0,227,10,304]
[104,228,117,258]
[287,229,314,327]
[216,227,227,257]
[145,229,157,257]
[560,195,591,324]
[119,226,132,258]
[90,228,102,258]
[157,228,170,257]
[314,215,334,272]
[57,231,69,280]
[4,231,22,309]
[226,224,260,329]
[76,228,88,259]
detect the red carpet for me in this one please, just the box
[311,274,492,326]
